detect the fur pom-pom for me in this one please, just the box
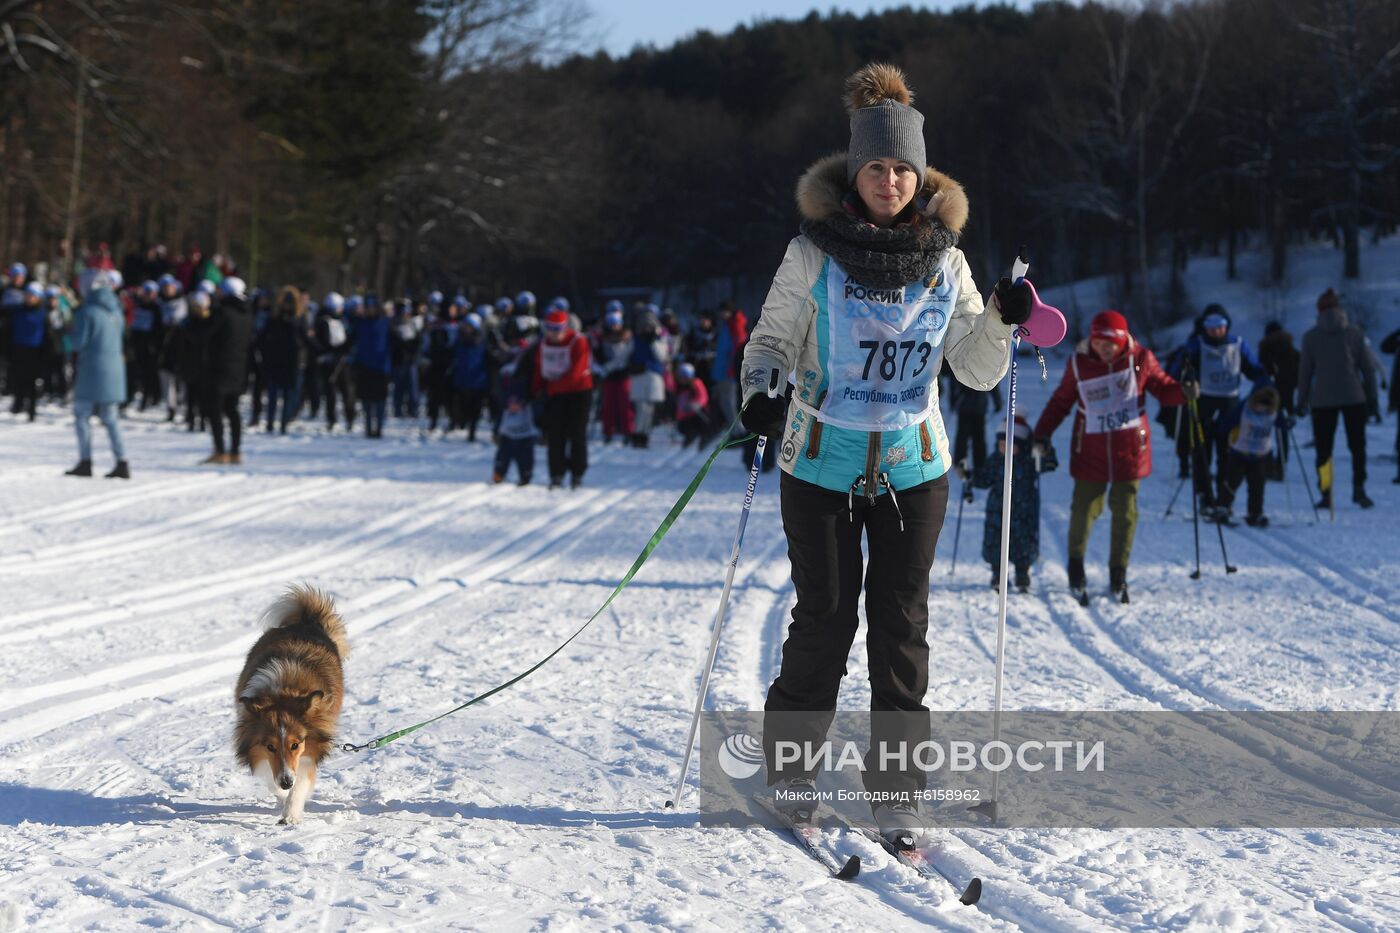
[845,63,914,113]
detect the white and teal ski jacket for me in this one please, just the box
[742,155,1015,499]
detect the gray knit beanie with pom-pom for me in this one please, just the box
[845,63,926,182]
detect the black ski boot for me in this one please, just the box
[773,777,819,826]
[1244,514,1269,528]
[1015,564,1031,594]
[65,459,93,477]
[105,460,131,479]
[1353,484,1374,509]
[1109,565,1130,604]
[1068,557,1088,606]
[1316,489,1332,510]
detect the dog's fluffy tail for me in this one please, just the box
[259,584,349,658]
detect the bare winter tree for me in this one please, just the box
[378,0,601,294]
[1035,2,1221,335]
[1298,0,1400,279]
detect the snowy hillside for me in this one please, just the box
[2,287,1399,927]
[1041,235,1400,350]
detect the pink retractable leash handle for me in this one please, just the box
[1010,251,1067,349]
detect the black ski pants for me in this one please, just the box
[319,360,355,430]
[1312,404,1368,488]
[953,410,988,472]
[1188,396,1233,502]
[764,471,949,800]
[544,390,591,483]
[207,390,241,455]
[1222,453,1267,519]
[8,345,42,418]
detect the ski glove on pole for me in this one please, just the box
[740,352,788,438]
[992,277,1034,326]
[1181,379,1202,401]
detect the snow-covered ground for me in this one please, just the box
[2,243,1398,930]
[2,381,1397,931]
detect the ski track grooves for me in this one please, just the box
[0,447,692,751]
[0,475,348,572]
[1225,525,1400,632]
[0,482,491,644]
[0,472,239,538]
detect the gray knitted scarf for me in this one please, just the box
[800,196,957,290]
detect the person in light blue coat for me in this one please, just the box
[67,270,130,478]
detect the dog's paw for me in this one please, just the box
[279,813,302,826]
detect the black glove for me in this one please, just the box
[994,277,1033,326]
[741,391,787,439]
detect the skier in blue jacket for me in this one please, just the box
[1171,304,1270,507]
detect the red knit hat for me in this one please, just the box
[1090,310,1129,347]
[1316,288,1339,311]
[543,309,568,331]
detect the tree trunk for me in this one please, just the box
[1225,174,1237,281]
[62,53,88,284]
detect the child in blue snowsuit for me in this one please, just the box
[494,394,536,485]
[1215,384,1288,527]
[968,416,1052,592]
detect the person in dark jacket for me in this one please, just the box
[1256,320,1300,465]
[247,288,272,427]
[259,286,309,433]
[424,301,459,432]
[155,275,188,420]
[351,296,391,438]
[313,292,356,432]
[1298,288,1379,508]
[67,269,130,477]
[390,301,422,418]
[1171,303,1271,507]
[178,291,211,431]
[202,277,254,464]
[967,416,1049,592]
[948,376,1002,474]
[9,282,48,421]
[129,280,165,411]
[1381,326,1400,483]
[1258,322,1300,413]
[450,310,490,440]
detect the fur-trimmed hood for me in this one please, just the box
[795,152,969,236]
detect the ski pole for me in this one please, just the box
[947,462,970,576]
[1186,395,1203,580]
[1162,475,1187,519]
[1286,421,1320,524]
[1213,506,1238,573]
[977,250,1031,825]
[667,434,768,810]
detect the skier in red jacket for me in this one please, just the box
[1032,310,1199,603]
[534,308,595,489]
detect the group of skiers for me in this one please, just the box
[0,258,756,488]
[939,288,1388,608]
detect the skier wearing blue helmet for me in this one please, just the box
[9,282,48,421]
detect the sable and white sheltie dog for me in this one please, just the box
[234,585,348,824]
